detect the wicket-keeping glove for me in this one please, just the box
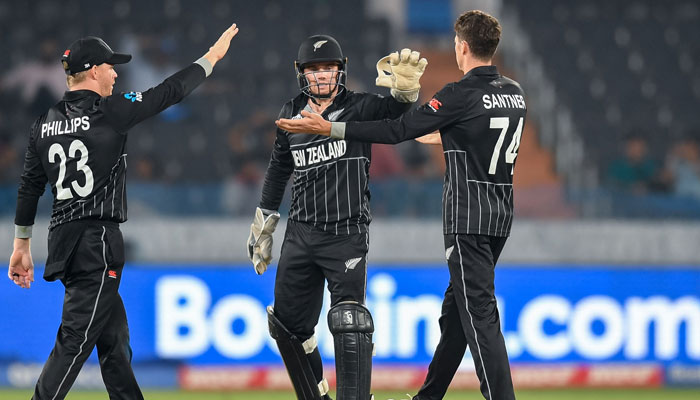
[376,48,428,102]
[247,207,280,275]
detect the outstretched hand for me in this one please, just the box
[204,23,240,67]
[275,110,332,136]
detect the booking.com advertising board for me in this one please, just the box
[2,264,700,388]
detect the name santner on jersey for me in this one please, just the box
[482,93,526,109]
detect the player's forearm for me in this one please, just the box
[259,180,287,211]
[13,237,30,251]
[260,165,293,211]
[14,188,35,240]
[15,182,43,229]
[385,94,414,118]
[158,64,208,104]
[332,118,427,144]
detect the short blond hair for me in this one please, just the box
[66,70,89,88]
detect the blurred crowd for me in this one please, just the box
[602,131,700,217]
[1,0,700,219]
[606,133,700,199]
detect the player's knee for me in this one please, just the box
[468,299,499,320]
[269,305,314,340]
[59,325,90,346]
[328,301,374,335]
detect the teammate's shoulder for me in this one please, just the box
[32,99,65,128]
[496,74,524,92]
[28,113,47,134]
[442,81,460,91]
[278,96,300,118]
[289,93,306,108]
[286,95,302,108]
[435,81,463,98]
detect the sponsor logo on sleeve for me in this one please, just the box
[428,98,442,112]
[124,92,143,103]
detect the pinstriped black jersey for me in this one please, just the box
[261,90,412,235]
[15,64,207,230]
[343,66,527,237]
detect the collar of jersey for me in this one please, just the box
[463,65,499,80]
[63,89,101,100]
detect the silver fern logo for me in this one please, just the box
[313,40,328,51]
[344,257,362,273]
[327,108,344,122]
[445,245,454,260]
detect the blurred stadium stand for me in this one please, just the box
[1,0,698,222]
[504,0,700,218]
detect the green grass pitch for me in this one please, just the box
[2,388,700,400]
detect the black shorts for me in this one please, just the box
[273,220,369,339]
[45,220,123,282]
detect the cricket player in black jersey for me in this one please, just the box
[277,11,524,400]
[7,24,239,400]
[247,35,426,400]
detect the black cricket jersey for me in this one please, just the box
[343,66,527,237]
[261,90,411,235]
[15,64,207,230]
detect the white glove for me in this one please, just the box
[375,48,428,96]
[247,207,280,275]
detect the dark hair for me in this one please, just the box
[454,10,501,61]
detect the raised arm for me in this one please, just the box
[104,23,239,132]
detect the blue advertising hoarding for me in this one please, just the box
[2,264,699,367]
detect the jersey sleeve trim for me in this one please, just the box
[15,225,32,239]
[330,122,346,139]
[194,57,213,77]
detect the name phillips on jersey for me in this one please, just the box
[41,116,91,139]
